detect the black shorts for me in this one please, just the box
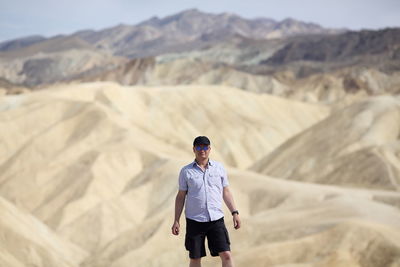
[185,217,231,259]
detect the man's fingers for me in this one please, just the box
[233,218,241,229]
[172,226,180,235]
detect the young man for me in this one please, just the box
[172,136,241,267]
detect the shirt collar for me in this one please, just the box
[192,159,214,167]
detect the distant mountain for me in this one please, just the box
[235,27,400,81]
[0,35,97,59]
[265,28,400,65]
[0,9,341,58]
[0,9,345,88]
[0,35,46,52]
[74,9,340,57]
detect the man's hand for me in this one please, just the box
[233,214,241,229]
[173,190,186,236]
[171,221,180,235]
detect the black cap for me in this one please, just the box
[193,136,211,146]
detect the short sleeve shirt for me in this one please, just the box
[178,159,229,222]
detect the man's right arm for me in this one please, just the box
[172,190,187,235]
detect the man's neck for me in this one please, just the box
[195,158,209,169]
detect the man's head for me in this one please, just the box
[193,136,211,161]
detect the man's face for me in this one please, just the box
[193,144,211,160]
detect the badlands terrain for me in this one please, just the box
[1,82,400,267]
[1,9,400,267]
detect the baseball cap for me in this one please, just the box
[193,136,211,146]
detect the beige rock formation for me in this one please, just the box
[0,82,399,267]
[251,95,400,191]
[0,196,87,267]
[146,58,290,95]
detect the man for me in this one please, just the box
[172,136,241,267]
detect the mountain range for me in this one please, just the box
[0,9,343,89]
[0,9,340,57]
[0,9,399,106]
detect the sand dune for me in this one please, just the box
[251,95,400,191]
[0,196,87,267]
[1,82,400,266]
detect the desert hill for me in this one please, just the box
[0,196,87,267]
[1,82,400,266]
[78,59,400,105]
[251,95,400,192]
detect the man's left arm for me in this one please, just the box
[223,186,241,229]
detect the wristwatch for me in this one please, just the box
[231,210,239,216]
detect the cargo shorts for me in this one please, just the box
[185,217,231,259]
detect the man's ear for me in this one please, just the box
[193,146,196,153]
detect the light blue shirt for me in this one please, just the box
[178,159,229,222]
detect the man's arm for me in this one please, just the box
[171,190,187,235]
[223,186,241,229]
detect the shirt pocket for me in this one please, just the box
[187,174,203,190]
[208,173,222,187]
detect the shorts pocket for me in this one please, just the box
[185,234,192,250]
[223,227,231,245]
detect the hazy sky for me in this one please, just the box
[1,0,399,42]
